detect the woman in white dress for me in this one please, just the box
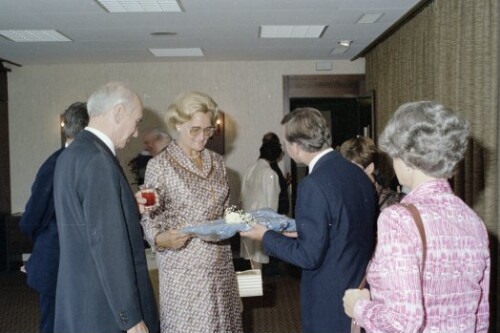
[240,135,282,268]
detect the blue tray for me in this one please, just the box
[180,208,296,241]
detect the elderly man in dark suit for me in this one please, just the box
[20,102,88,333]
[53,82,159,333]
[241,107,376,333]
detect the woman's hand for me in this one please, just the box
[343,288,370,318]
[155,229,192,250]
[283,231,298,238]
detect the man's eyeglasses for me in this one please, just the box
[189,126,216,138]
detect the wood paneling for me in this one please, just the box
[286,75,366,98]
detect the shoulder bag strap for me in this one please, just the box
[400,203,427,273]
[357,203,426,290]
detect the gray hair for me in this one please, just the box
[378,101,469,178]
[62,102,89,139]
[87,81,140,117]
[143,127,171,141]
[281,107,331,153]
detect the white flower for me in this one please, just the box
[224,206,256,225]
[225,211,244,224]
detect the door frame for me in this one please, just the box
[282,75,373,216]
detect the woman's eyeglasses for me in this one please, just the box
[189,126,216,138]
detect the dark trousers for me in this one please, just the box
[39,294,55,333]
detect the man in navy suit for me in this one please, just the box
[19,102,89,333]
[53,82,159,333]
[241,107,376,333]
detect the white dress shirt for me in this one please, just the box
[84,127,115,155]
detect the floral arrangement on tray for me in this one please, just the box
[180,206,296,241]
[224,206,257,225]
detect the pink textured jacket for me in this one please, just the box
[354,180,490,333]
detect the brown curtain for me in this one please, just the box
[366,0,498,232]
[365,1,499,330]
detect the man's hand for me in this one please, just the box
[127,320,148,333]
[283,231,298,238]
[135,192,147,214]
[239,223,268,241]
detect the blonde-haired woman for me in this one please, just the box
[141,91,242,333]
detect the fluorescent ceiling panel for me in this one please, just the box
[357,13,383,24]
[0,30,71,42]
[260,25,327,38]
[149,48,204,57]
[96,0,182,12]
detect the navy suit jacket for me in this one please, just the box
[263,150,376,333]
[20,147,64,296]
[53,130,159,333]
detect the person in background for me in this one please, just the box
[140,91,242,333]
[53,81,159,333]
[129,128,171,185]
[256,131,291,276]
[343,101,490,333]
[239,135,281,269]
[241,107,376,333]
[19,102,88,333]
[262,132,291,215]
[143,127,171,157]
[339,136,402,211]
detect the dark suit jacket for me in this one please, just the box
[20,148,64,296]
[53,130,159,333]
[263,150,376,333]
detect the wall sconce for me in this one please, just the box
[215,115,223,135]
[60,114,65,146]
[206,111,225,155]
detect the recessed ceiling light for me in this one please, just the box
[96,0,182,13]
[0,30,72,42]
[338,40,352,47]
[150,32,177,37]
[149,48,204,57]
[260,25,327,38]
[356,13,383,24]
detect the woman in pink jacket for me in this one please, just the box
[343,101,490,333]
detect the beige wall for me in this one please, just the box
[7,59,365,213]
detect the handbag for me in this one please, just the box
[236,241,264,297]
[351,203,426,333]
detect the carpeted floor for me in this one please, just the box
[0,261,301,333]
[242,273,302,333]
[0,271,39,333]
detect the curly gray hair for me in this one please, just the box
[378,101,469,178]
